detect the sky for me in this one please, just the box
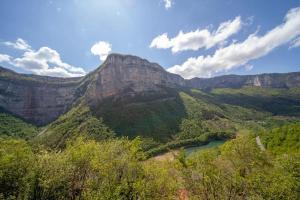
[0,0,300,78]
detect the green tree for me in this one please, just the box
[182,135,299,199]
[178,119,207,140]
[0,138,35,200]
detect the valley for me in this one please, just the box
[1,1,300,199]
[1,54,300,150]
[0,54,299,199]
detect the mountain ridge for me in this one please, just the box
[0,53,300,126]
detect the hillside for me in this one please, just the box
[1,54,300,126]
[1,54,300,147]
[0,109,37,139]
[1,126,299,200]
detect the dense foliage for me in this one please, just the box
[260,122,300,154]
[1,86,299,199]
[0,112,38,139]
[183,135,299,199]
[34,104,115,148]
[0,137,179,200]
[36,86,300,148]
[1,132,299,199]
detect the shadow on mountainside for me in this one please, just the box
[91,87,188,142]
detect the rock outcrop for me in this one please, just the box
[0,67,83,125]
[0,53,300,125]
[85,54,185,104]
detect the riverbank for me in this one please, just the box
[152,140,226,162]
[145,132,233,158]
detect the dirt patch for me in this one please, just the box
[152,150,179,162]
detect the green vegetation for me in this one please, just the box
[1,58,300,199]
[260,122,300,154]
[36,86,300,149]
[93,90,186,141]
[145,132,233,157]
[0,112,38,139]
[34,103,115,148]
[1,133,299,199]
[211,87,300,116]
[1,101,299,199]
[0,137,179,200]
[183,135,300,199]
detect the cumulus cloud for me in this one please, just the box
[13,47,86,77]
[3,38,32,51]
[163,0,172,10]
[91,41,112,61]
[1,38,86,77]
[150,16,242,53]
[168,7,300,78]
[0,54,11,63]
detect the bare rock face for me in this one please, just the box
[85,54,185,104]
[0,54,186,125]
[1,53,300,126]
[0,67,83,125]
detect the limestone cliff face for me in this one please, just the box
[0,54,186,125]
[0,67,83,125]
[85,54,185,104]
[0,54,300,126]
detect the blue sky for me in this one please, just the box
[0,0,300,78]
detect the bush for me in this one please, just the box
[0,139,35,199]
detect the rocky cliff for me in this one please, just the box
[187,72,300,89]
[0,67,84,125]
[85,54,185,104]
[0,54,300,126]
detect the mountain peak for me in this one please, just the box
[85,53,186,104]
[1,53,300,126]
[104,53,164,71]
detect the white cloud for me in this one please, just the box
[168,7,300,78]
[3,38,32,51]
[91,41,112,61]
[290,37,300,48]
[1,38,86,77]
[150,16,242,53]
[163,0,172,10]
[13,47,86,77]
[0,54,11,63]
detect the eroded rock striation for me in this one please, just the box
[0,67,84,125]
[85,54,185,104]
[0,53,300,125]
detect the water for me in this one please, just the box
[184,140,225,156]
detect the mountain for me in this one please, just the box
[1,53,300,146]
[85,54,186,104]
[0,66,84,125]
[187,72,300,89]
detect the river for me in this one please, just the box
[153,140,226,161]
[184,140,225,156]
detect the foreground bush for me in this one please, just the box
[0,137,179,200]
[0,139,35,199]
[0,134,299,199]
[182,135,300,199]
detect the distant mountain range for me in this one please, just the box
[1,53,300,147]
